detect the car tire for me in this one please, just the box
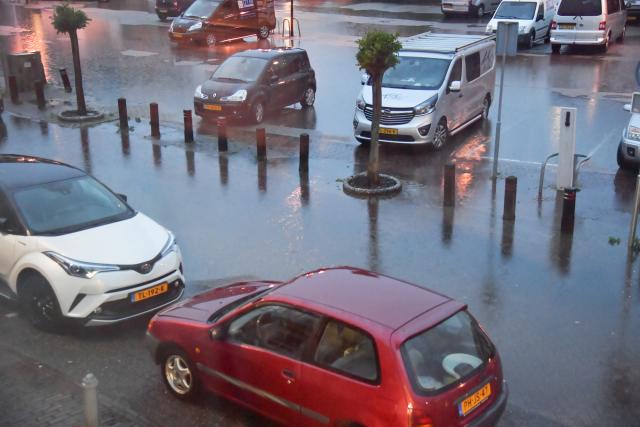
[601,33,610,52]
[544,25,551,43]
[161,347,200,401]
[19,274,62,331]
[300,87,316,108]
[157,13,167,21]
[475,4,485,18]
[481,95,491,121]
[205,33,216,47]
[551,44,561,54]
[432,118,448,151]
[251,99,265,124]
[618,25,625,42]
[527,30,535,49]
[257,25,270,40]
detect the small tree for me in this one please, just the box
[52,4,90,115]
[356,31,401,186]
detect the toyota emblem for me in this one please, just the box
[140,263,152,274]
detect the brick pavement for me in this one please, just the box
[0,345,156,427]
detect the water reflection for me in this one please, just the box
[501,220,514,259]
[38,120,48,135]
[441,206,454,244]
[219,154,228,185]
[152,144,162,166]
[80,127,91,173]
[367,197,379,272]
[186,150,195,176]
[299,169,309,205]
[0,119,7,143]
[258,160,267,192]
[120,130,130,156]
[550,191,573,274]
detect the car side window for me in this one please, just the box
[270,57,289,80]
[288,55,304,74]
[465,52,481,83]
[537,3,544,19]
[448,58,462,86]
[227,304,321,360]
[0,192,22,235]
[313,319,379,383]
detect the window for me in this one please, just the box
[607,0,619,12]
[536,3,544,19]
[465,52,481,82]
[448,59,462,86]
[0,192,22,235]
[557,0,602,16]
[227,305,321,360]
[480,48,495,75]
[313,320,379,382]
[382,57,451,90]
[401,311,494,395]
[270,57,289,79]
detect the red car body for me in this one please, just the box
[147,267,507,427]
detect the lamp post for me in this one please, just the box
[290,0,294,37]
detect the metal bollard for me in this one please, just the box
[217,117,228,152]
[503,176,517,221]
[150,103,160,138]
[256,128,266,160]
[34,81,45,110]
[8,76,19,103]
[628,174,640,248]
[299,133,309,173]
[183,110,194,143]
[443,163,455,207]
[59,68,72,93]
[560,188,577,234]
[82,373,99,427]
[117,98,128,129]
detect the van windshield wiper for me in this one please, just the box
[214,77,249,83]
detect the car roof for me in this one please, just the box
[270,267,454,331]
[0,155,85,191]
[234,48,306,60]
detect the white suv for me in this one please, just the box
[0,155,185,329]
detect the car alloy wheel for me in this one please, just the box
[164,354,193,395]
[301,87,315,108]
[21,277,62,330]
[206,33,216,46]
[253,101,264,124]
[432,119,448,150]
[481,96,490,120]
[257,25,270,39]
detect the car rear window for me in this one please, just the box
[557,0,602,16]
[401,311,494,395]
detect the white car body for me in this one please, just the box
[442,0,501,16]
[617,93,640,168]
[0,156,185,326]
[486,0,556,46]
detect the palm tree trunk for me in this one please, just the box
[367,73,382,187]
[69,30,87,115]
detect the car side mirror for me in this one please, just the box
[624,104,632,112]
[117,193,128,202]
[269,74,278,83]
[209,325,226,341]
[448,81,461,92]
[360,73,370,85]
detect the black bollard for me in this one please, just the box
[299,133,309,173]
[8,76,19,104]
[217,117,227,152]
[503,176,517,221]
[59,68,72,93]
[561,188,577,234]
[118,98,128,129]
[443,163,455,207]
[256,128,266,160]
[34,81,45,110]
[183,110,194,143]
[150,103,160,138]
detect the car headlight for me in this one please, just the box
[188,21,203,32]
[519,25,527,34]
[44,252,120,279]
[160,234,178,258]
[414,94,438,116]
[356,95,366,111]
[220,89,247,102]
[194,85,207,99]
[486,24,494,33]
[629,126,640,142]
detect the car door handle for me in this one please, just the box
[282,369,296,382]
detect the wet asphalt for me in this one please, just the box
[1,0,640,426]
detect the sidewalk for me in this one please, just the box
[0,345,156,427]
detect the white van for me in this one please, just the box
[486,0,556,48]
[442,0,500,17]
[353,33,496,149]
[551,0,627,53]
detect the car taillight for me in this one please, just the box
[409,406,433,427]
[550,20,557,29]
[599,20,606,30]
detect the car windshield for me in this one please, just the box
[184,0,221,18]
[208,287,273,323]
[494,1,537,19]
[557,0,602,16]
[12,176,134,235]
[211,56,268,83]
[381,57,450,90]
[401,311,494,395]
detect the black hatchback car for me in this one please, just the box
[194,48,316,124]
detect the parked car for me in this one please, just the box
[0,155,184,330]
[629,0,640,17]
[617,93,640,170]
[168,0,276,46]
[147,267,507,427]
[486,0,555,48]
[194,48,316,124]
[551,0,627,53]
[155,0,195,21]
[442,0,500,17]
[353,33,496,149]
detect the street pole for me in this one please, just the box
[290,0,294,37]
[628,174,640,249]
[491,34,507,180]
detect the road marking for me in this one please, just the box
[5,312,18,318]
[121,50,158,57]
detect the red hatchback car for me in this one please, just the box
[146,267,507,427]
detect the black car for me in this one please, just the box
[156,0,194,21]
[194,48,316,124]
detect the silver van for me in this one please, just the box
[551,0,628,53]
[442,0,500,17]
[353,33,496,149]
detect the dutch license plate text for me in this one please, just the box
[379,127,398,135]
[132,283,168,302]
[459,383,492,417]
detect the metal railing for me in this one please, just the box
[538,153,590,200]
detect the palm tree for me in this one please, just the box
[52,4,90,115]
[356,31,401,186]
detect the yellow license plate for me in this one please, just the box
[132,283,168,302]
[172,32,183,38]
[558,24,575,29]
[204,104,222,111]
[459,383,491,417]
[379,127,398,135]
